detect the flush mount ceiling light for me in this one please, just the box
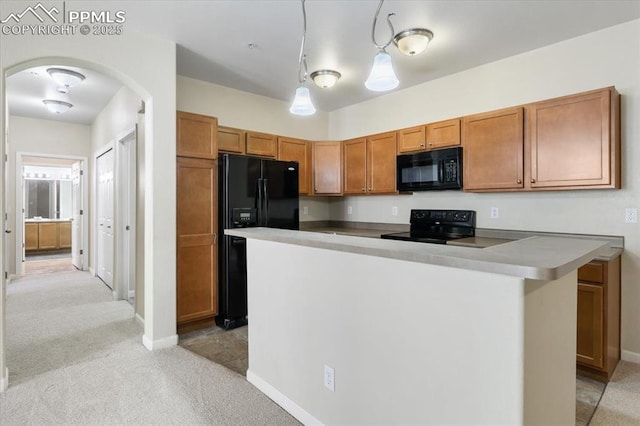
[365,0,399,92]
[393,28,434,56]
[47,68,85,88]
[289,0,316,116]
[310,69,341,89]
[43,99,73,114]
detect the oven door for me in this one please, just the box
[396,148,462,191]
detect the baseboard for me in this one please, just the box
[622,350,640,364]
[0,367,8,392]
[247,370,323,426]
[135,313,144,327]
[128,290,135,298]
[142,334,178,351]
[89,267,95,276]
[112,291,118,300]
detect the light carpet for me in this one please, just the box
[0,270,299,425]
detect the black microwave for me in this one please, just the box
[396,147,463,191]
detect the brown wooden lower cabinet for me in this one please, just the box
[25,221,72,251]
[576,256,621,382]
[176,157,218,326]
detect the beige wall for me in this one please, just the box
[327,20,640,358]
[177,75,329,141]
[6,116,91,274]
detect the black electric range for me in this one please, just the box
[381,209,476,244]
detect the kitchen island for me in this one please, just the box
[226,227,609,425]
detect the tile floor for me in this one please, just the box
[179,325,606,425]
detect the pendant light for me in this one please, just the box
[365,0,399,92]
[289,0,316,116]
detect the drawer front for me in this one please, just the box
[578,261,605,284]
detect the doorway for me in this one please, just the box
[116,128,137,304]
[96,147,115,290]
[16,154,87,276]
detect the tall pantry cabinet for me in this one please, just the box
[176,111,218,330]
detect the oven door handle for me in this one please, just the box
[438,160,445,183]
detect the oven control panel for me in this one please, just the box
[410,209,475,225]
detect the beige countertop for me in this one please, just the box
[301,223,623,262]
[226,227,610,281]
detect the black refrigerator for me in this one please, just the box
[218,154,299,329]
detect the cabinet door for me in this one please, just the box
[278,137,311,195]
[218,126,245,154]
[530,88,617,188]
[397,126,426,153]
[463,107,524,191]
[343,138,367,194]
[427,118,461,149]
[313,142,343,195]
[177,157,218,324]
[58,221,72,249]
[577,282,604,369]
[246,131,277,158]
[176,111,218,159]
[38,223,59,249]
[367,132,397,194]
[25,223,38,250]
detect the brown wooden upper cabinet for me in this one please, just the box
[177,111,218,159]
[217,126,245,154]
[313,141,343,195]
[278,137,312,195]
[529,87,620,189]
[344,132,397,194]
[397,119,461,154]
[343,138,367,194]
[462,107,524,191]
[246,131,277,158]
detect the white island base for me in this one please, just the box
[228,229,608,425]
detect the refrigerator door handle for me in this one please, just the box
[255,178,263,221]
[263,179,269,226]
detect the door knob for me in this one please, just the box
[4,229,11,234]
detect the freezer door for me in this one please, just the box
[221,154,262,229]
[261,159,299,230]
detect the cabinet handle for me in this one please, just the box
[428,142,433,146]
[214,233,217,244]
[420,143,425,147]
[361,187,366,192]
[368,188,372,191]
[517,179,522,184]
[531,178,536,183]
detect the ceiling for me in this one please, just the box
[6,0,640,124]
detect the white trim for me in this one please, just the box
[247,370,323,426]
[142,334,178,351]
[622,350,640,364]
[0,367,8,392]
[89,267,96,276]
[14,152,89,278]
[135,313,144,327]
[128,290,135,299]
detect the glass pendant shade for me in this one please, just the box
[43,99,73,114]
[365,50,399,92]
[289,86,316,116]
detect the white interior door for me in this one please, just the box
[117,130,137,301]
[96,149,114,289]
[71,161,83,270]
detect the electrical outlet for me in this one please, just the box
[490,207,500,219]
[302,206,308,215]
[392,206,398,216]
[324,365,335,392]
[625,208,638,224]
[347,206,353,215]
